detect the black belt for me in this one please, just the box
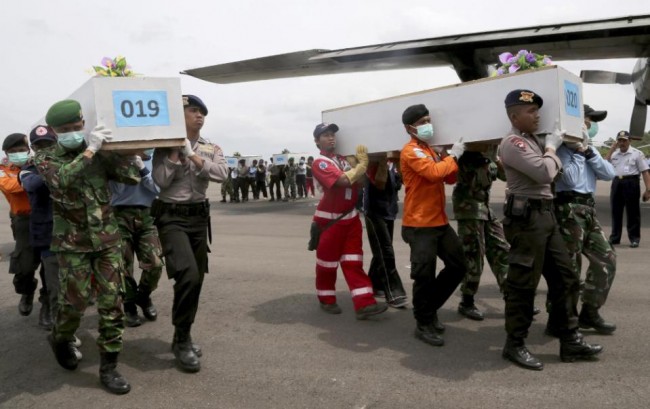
[616,175,639,180]
[555,191,595,207]
[527,198,554,211]
[154,199,210,217]
[113,205,149,210]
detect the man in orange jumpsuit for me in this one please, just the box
[1,133,42,318]
[400,104,467,347]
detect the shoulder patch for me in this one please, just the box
[509,136,526,151]
[413,148,427,158]
[319,161,328,170]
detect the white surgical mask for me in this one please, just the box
[7,152,30,166]
[413,123,434,143]
[57,131,85,149]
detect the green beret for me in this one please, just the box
[45,99,83,127]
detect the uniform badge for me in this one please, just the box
[510,136,526,151]
[413,148,427,158]
[319,162,328,170]
[35,126,48,136]
[519,91,535,103]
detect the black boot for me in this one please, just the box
[47,333,79,370]
[135,287,157,321]
[502,337,543,370]
[38,296,53,330]
[414,323,444,346]
[560,331,603,362]
[171,333,203,357]
[172,328,201,372]
[19,293,34,316]
[458,294,484,321]
[99,352,131,394]
[579,304,616,335]
[123,302,142,328]
[431,312,445,333]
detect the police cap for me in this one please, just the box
[402,104,429,125]
[504,89,543,108]
[182,94,208,116]
[3,133,28,151]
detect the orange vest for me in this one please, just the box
[0,164,31,215]
[400,138,458,227]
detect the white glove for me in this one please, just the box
[181,139,195,157]
[581,124,591,146]
[448,137,465,159]
[545,125,564,151]
[87,125,113,153]
[133,155,145,170]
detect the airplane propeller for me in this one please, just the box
[580,58,650,138]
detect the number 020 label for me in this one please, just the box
[563,81,581,118]
[112,90,170,127]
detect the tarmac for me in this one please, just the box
[0,180,649,409]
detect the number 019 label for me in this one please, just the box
[112,90,170,127]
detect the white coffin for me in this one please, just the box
[65,77,186,150]
[272,153,310,165]
[226,155,263,167]
[322,66,585,155]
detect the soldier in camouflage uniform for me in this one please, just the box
[552,105,617,335]
[36,99,141,394]
[220,169,234,202]
[452,149,508,321]
[283,157,297,201]
[109,151,163,328]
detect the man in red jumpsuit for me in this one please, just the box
[311,123,388,320]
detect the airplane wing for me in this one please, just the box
[182,14,650,83]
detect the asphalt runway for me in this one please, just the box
[0,180,649,408]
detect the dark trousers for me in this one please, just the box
[232,178,240,201]
[269,176,282,200]
[296,175,307,198]
[503,208,580,340]
[155,212,209,331]
[238,177,249,201]
[35,246,59,316]
[249,177,258,199]
[365,214,406,301]
[610,177,641,243]
[401,225,466,325]
[256,179,268,198]
[10,214,40,295]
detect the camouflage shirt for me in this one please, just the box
[34,145,140,252]
[452,151,504,221]
[284,164,298,180]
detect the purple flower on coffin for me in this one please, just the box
[543,56,552,65]
[509,64,520,73]
[525,53,537,63]
[497,67,505,75]
[499,52,514,64]
[517,49,528,57]
[101,57,113,68]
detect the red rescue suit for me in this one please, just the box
[312,152,375,311]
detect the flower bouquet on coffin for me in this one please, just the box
[492,50,553,76]
[91,56,138,77]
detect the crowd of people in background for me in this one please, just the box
[220,156,316,203]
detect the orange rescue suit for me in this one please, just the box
[0,164,31,216]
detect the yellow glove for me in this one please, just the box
[344,145,369,184]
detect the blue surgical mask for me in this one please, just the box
[413,123,434,143]
[57,131,85,149]
[588,122,599,139]
[7,152,30,166]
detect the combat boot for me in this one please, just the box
[172,328,201,372]
[47,334,79,370]
[458,295,485,321]
[19,293,34,316]
[579,304,616,335]
[502,337,543,370]
[355,302,388,320]
[99,352,131,394]
[171,332,203,357]
[135,287,158,321]
[431,312,445,333]
[414,323,444,347]
[560,331,603,362]
[123,302,142,327]
[38,296,53,330]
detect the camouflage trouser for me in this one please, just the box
[555,202,616,308]
[457,218,509,296]
[284,177,296,199]
[115,207,164,303]
[53,246,125,353]
[221,179,233,199]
